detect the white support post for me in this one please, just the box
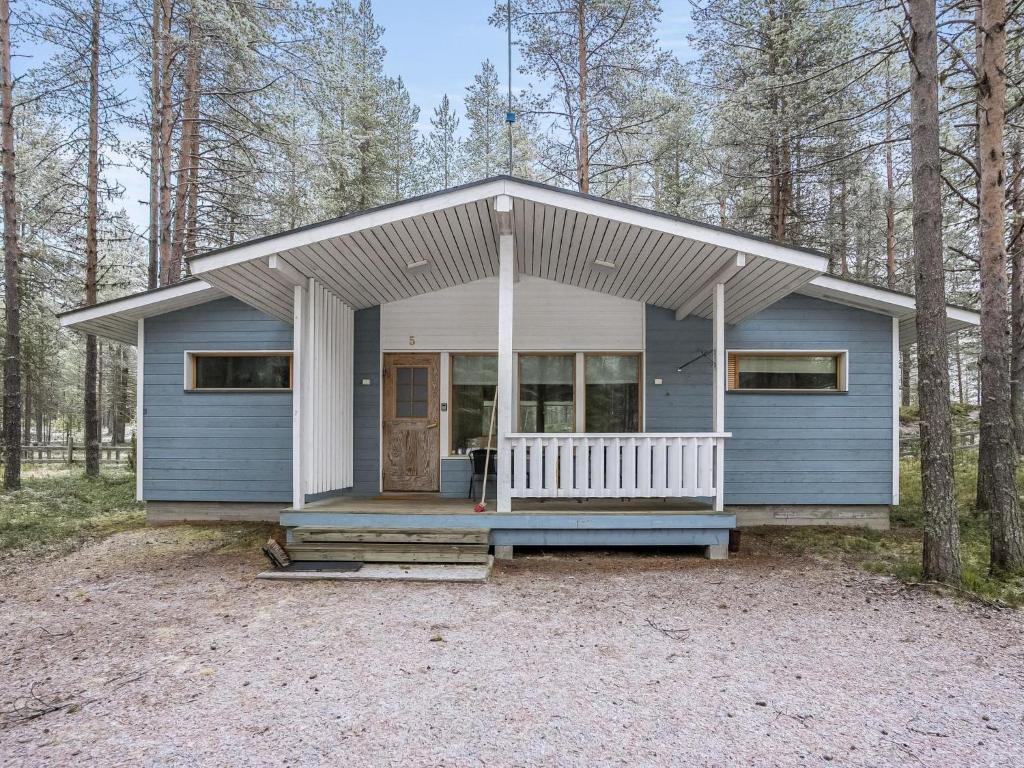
[496,194,514,513]
[135,319,144,502]
[713,282,726,512]
[892,317,900,505]
[291,283,305,510]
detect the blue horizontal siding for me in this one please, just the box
[142,297,293,502]
[645,294,894,505]
[346,306,381,497]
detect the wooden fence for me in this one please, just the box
[899,431,979,457]
[18,443,130,465]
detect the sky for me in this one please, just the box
[374,0,696,127]
[16,1,697,230]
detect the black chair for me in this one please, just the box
[467,448,498,500]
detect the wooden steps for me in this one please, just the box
[286,527,491,565]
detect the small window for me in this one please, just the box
[585,354,641,432]
[188,352,292,391]
[519,354,575,432]
[727,351,846,392]
[450,355,497,452]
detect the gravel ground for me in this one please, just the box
[1,527,1023,768]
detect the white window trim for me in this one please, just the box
[726,349,849,393]
[442,351,646,457]
[183,349,294,392]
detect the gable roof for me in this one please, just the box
[186,176,829,325]
[59,176,980,347]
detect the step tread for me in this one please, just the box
[284,543,491,564]
[291,527,489,544]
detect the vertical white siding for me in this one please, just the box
[302,278,355,496]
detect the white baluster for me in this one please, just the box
[683,437,697,495]
[514,437,527,495]
[592,438,605,496]
[530,436,543,497]
[543,437,555,493]
[622,437,636,496]
[667,437,682,496]
[606,437,621,497]
[637,437,652,496]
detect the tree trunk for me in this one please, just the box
[976,0,1024,573]
[157,0,174,285]
[147,0,159,289]
[171,18,199,278]
[576,0,588,193]
[839,176,848,276]
[84,0,101,478]
[907,0,961,583]
[1,0,21,490]
[1009,132,1024,449]
[901,348,912,407]
[21,373,30,444]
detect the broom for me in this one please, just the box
[473,387,498,513]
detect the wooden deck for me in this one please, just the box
[297,494,713,516]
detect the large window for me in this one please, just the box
[585,354,640,432]
[450,355,497,452]
[188,352,292,391]
[519,354,575,433]
[727,351,846,392]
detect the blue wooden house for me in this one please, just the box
[60,178,978,560]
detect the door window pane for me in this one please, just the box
[451,355,497,452]
[519,355,574,433]
[192,354,291,390]
[395,366,429,417]
[585,354,640,432]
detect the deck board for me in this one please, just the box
[296,495,713,516]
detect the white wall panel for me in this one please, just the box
[301,278,354,496]
[380,276,644,352]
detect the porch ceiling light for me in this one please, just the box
[406,258,430,271]
[593,258,617,270]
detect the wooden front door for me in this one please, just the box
[382,353,440,492]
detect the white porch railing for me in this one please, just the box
[506,433,729,500]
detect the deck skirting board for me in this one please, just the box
[279,511,736,532]
[728,505,890,531]
[490,528,729,547]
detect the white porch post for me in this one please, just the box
[291,283,306,510]
[496,194,514,513]
[135,319,144,502]
[712,281,726,512]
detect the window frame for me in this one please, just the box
[448,352,498,455]
[726,349,848,394]
[184,350,294,392]
[582,352,643,433]
[516,352,578,433]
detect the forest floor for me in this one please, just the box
[0,466,142,557]
[1,524,1023,767]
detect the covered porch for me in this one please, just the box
[187,177,828,519]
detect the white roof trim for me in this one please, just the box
[59,279,224,345]
[804,274,980,325]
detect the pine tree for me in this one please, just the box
[496,0,668,193]
[426,94,461,190]
[380,76,420,200]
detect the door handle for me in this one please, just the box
[426,422,438,429]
